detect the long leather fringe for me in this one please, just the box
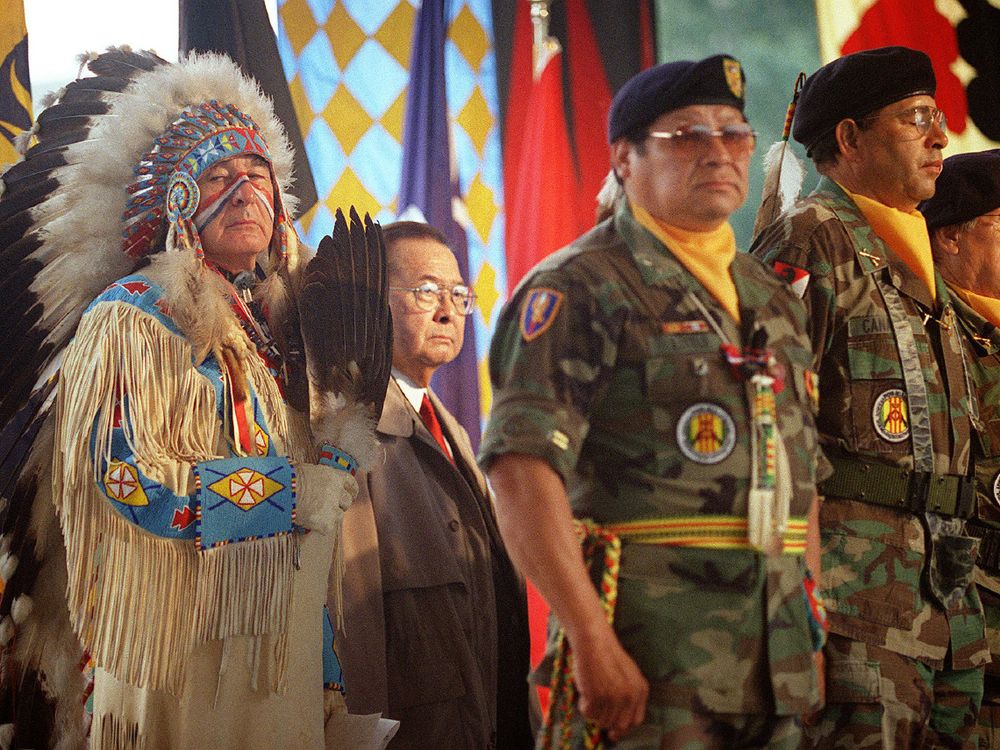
[92,712,145,750]
[53,301,295,695]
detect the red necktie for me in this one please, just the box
[419,394,454,462]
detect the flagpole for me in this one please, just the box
[530,0,560,80]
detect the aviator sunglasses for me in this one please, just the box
[646,122,757,157]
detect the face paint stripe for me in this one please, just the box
[194,174,275,232]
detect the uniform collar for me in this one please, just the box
[613,199,779,340]
[614,199,689,286]
[812,177,943,311]
[949,285,1000,356]
[811,177,890,274]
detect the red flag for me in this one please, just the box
[502,1,534,227]
[525,581,550,711]
[840,0,965,133]
[505,50,580,294]
[565,0,613,229]
[503,49,580,718]
[499,1,657,715]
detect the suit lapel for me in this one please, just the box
[429,391,512,562]
[430,390,487,497]
[376,378,416,438]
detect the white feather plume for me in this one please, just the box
[0,618,14,647]
[752,140,805,240]
[763,140,805,214]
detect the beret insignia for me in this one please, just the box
[724,59,744,99]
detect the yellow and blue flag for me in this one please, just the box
[277,0,507,447]
[0,0,31,165]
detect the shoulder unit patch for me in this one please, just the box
[772,261,811,298]
[520,288,564,342]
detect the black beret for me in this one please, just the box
[793,46,936,154]
[607,54,746,143]
[919,150,1000,230]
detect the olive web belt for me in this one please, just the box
[820,454,976,519]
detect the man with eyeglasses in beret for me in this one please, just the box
[752,46,989,748]
[481,55,828,749]
[920,149,1000,749]
[336,221,533,750]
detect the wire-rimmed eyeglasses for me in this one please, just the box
[858,105,947,141]
[647,123,757,157]
[390,281,477,315]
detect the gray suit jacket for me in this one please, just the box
[337,378,531,749]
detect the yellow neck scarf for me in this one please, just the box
[845,186,936,302]
[631,203,740,322]
[950,285,1000,329]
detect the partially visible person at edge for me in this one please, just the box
[920,150,1000,749]
[751,46,988,749]
[479,54,828,749]
[337,220,533,749]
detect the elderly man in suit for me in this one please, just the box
[336,221,533,749]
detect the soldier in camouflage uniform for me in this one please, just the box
[920,150,1000,749]
[751,47,989,749]
[480,55,828,750]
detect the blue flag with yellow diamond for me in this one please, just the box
[0,0,31,166]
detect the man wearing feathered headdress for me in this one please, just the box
[0,50,391,749]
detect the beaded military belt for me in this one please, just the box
[968,522,1000,575]
[820,455,976,519]
[538,516,808,750]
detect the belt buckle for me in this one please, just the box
[907,471,930,514]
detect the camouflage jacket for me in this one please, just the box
[950,290,1000,674]
[950,291,1000,541]
[751,178,988,670]
[480,203,825,715]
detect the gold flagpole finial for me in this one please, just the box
[529,0,561,80]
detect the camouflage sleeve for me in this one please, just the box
[773,281,834,484]
[479,265,622,482]
[751,218,843,368]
